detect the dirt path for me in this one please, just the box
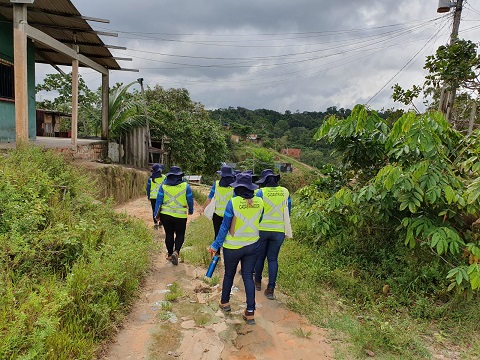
[101,196,334,360]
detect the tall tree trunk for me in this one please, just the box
[468,99,478,135]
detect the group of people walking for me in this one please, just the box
[146,163,291,325]
[205,165,291,325]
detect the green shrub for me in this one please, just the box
[0,146,154,359]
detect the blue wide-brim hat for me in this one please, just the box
[256,169,280,184]
[165,166,184,177]
[151,163,164,173]
[216,165,234,177]
[230,172,258,191]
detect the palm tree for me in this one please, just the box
[108,80,148,141]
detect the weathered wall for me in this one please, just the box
[50,141,107,162]
[79,162,149,205]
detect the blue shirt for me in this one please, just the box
[207,182,216,199]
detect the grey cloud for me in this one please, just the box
[37,0,479,112]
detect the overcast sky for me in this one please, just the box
[36,0,480,113]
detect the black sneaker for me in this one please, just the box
[255,281,261,291]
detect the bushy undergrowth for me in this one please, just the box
[0,146,154,359]
[277,227,480,358]
[283,106,480,357]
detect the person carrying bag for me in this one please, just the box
[202,165,235,238]
[208,172,264,325]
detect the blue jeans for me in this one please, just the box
[221,242,259,312]
[254,231,285,289]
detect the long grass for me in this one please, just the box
[0,146,155,359]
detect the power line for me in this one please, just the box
[365,22,449,105]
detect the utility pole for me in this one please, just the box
[437,0,464,122]
[138,78,154,164]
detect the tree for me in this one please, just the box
[392,39,480,125]
[36,73,101,137]
[108,81,147,141]
[146,86,228,174]
[238,147,275,173]
[306,104,480,295]
[424,39,480,95]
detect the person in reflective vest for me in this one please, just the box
[154,166,194,265]
[146,163,165,226]
[201,165,235,242]
[254,169,291,300]
[208,172,264,325]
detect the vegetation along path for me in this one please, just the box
[101,196,334,360]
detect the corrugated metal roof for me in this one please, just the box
[0,0,121,70]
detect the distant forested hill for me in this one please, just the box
[209,106,353,168]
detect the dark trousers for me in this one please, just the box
[221,242,260,312]
[212,213,224,255]
[160,213,187,256]
[212,213,223,239]
[254,231,285,289]
[150,199,157,222]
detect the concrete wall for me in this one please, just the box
[0,14,37,141]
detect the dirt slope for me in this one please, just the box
[101,196,334,360]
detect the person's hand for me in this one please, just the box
[208,247,216,259]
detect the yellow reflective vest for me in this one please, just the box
[160,182,188,219]
[149,175,166,199]
[258,186,289,233]
[224,196,264,249]
[214,180,234,217]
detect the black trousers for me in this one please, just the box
[212,213,224,239]
[160,213,187,256]
[212,213,224,255]
[150,199,157,222]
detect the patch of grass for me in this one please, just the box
[165,282,183,302]
[192,311,212,326]
[190,185,209,205]
[183,216,215,268]
[293,327,312,339]
[160,301,173,311]
[204,275,220,286]
[173,301,218,327]
[149,322,181,358]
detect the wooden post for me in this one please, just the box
[71,44,79,145]
[12,3,29,146]
[439,0,464,122]
[138,78,153,164]
[101,72,109,140]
